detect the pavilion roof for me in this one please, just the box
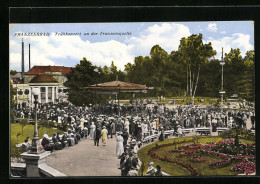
[83,80,153,93]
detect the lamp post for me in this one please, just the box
[219,47,225,107]
[21,88,51,177]
[29,88,44,154]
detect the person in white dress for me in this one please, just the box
[177,125,182,137]
[80,116,85,128]
[124,119,130,134]
[116,132,124,158]
[89,122,96,139]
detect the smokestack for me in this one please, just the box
[29,43,31,70]
[21,38,24,78]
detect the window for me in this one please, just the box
[48,87,52,100]
[41,87,46,103]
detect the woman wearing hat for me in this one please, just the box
[116,132,124,157]
[145,162,155,176]
[41,134,54,152]
[101,126,108,145]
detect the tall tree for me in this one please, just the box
[64,57,103,106]
[178,34,216,103]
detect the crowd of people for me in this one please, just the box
[14,99,255,176]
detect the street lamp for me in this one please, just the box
[29,88,44,154]
[219,47,225,107]
[21,87,50,177]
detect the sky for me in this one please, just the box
[9,21,254,72]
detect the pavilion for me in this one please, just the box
[82,80,153,115]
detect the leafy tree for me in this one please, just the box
[20,119,28,135]
[10,81,16,108]
[10,70,18,76]
[178,34,216,103]
[64,57,102,106]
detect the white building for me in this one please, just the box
[11,65,72,106]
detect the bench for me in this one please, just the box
[195,128,211,135]
[164,130,174,138]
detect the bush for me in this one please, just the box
[10,141,23,162]
[220,128,255,141]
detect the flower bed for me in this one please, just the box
[209,159,231,168]
[231,160,255,174]
[148,140,199,176]
[145,136,255,176]
[189,156,205,163]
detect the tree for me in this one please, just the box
[178,34,216,103]
[224,49,247,99]
[20,119,28,135]
[10,81,16,108]
[64,57,103,106]
[10,70,18,76]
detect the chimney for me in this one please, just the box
[21,38,24,78]
[29,43,31,70]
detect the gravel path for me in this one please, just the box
[46,136,121,176]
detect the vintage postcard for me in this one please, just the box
[10,21,255,177]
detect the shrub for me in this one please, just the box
[10,141,23,162]
[20,119,28,135]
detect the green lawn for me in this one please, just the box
[138,136,255,176]
[11,123,64,144]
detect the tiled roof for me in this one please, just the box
[29,74,59,83]
[26,66,72,75]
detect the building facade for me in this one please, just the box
[11,66,72,106]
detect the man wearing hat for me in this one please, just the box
[94,126,101,146]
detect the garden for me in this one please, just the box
[138,129,255,176]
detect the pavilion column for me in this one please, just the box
[29,87,32,106]
[52,86,55,103]
[38,87,41,103]
[45,87,48,103]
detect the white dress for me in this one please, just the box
[116,135,124,157]
[89,124,96,139]
[124,120,130,134]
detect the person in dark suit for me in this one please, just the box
[155,165,163,176]
[122,128,129,151]
[52,133,62,150]
[94,126,101,146]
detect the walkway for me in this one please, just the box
[46,136,121,176]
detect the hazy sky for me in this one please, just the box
[9,21,254,71]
